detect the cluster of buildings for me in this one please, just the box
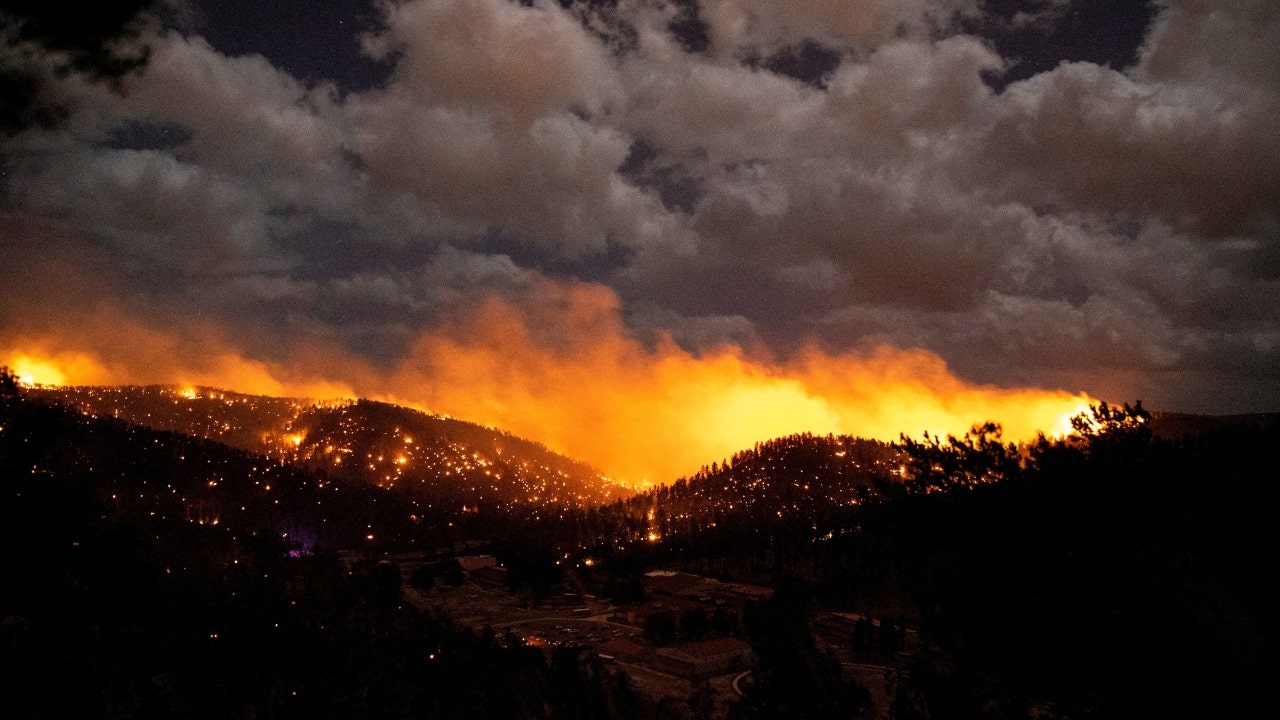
[604,570,772,680]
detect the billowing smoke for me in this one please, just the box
[3,276,1089,486]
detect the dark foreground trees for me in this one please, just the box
[878,403,1280,718]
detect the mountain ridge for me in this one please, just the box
[29,384,631,511]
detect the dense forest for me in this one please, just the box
[4,368,1278,718]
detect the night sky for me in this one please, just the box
[1,1,1278,480]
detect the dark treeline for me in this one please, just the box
[875,405,1280,717]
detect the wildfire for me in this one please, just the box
[1049,400,1098,439]
[6,352,104,387]
[378,291,1096,485]
[1,282,1098,487]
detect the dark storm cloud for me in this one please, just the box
[2,0,1278,413]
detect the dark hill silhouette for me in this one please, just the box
[31,385,629,510]
[2,385,422,555]
[634,432,902,522]
[532,433,904,567]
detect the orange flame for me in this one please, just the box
[6,352,110,387]
[2,282,1095,486]
[378,289,1094,485]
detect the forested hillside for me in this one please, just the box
[34,385,628,510]
[7,367,1279,718]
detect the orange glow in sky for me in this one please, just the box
[6,352,110,387]
[2,283,1095,486]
